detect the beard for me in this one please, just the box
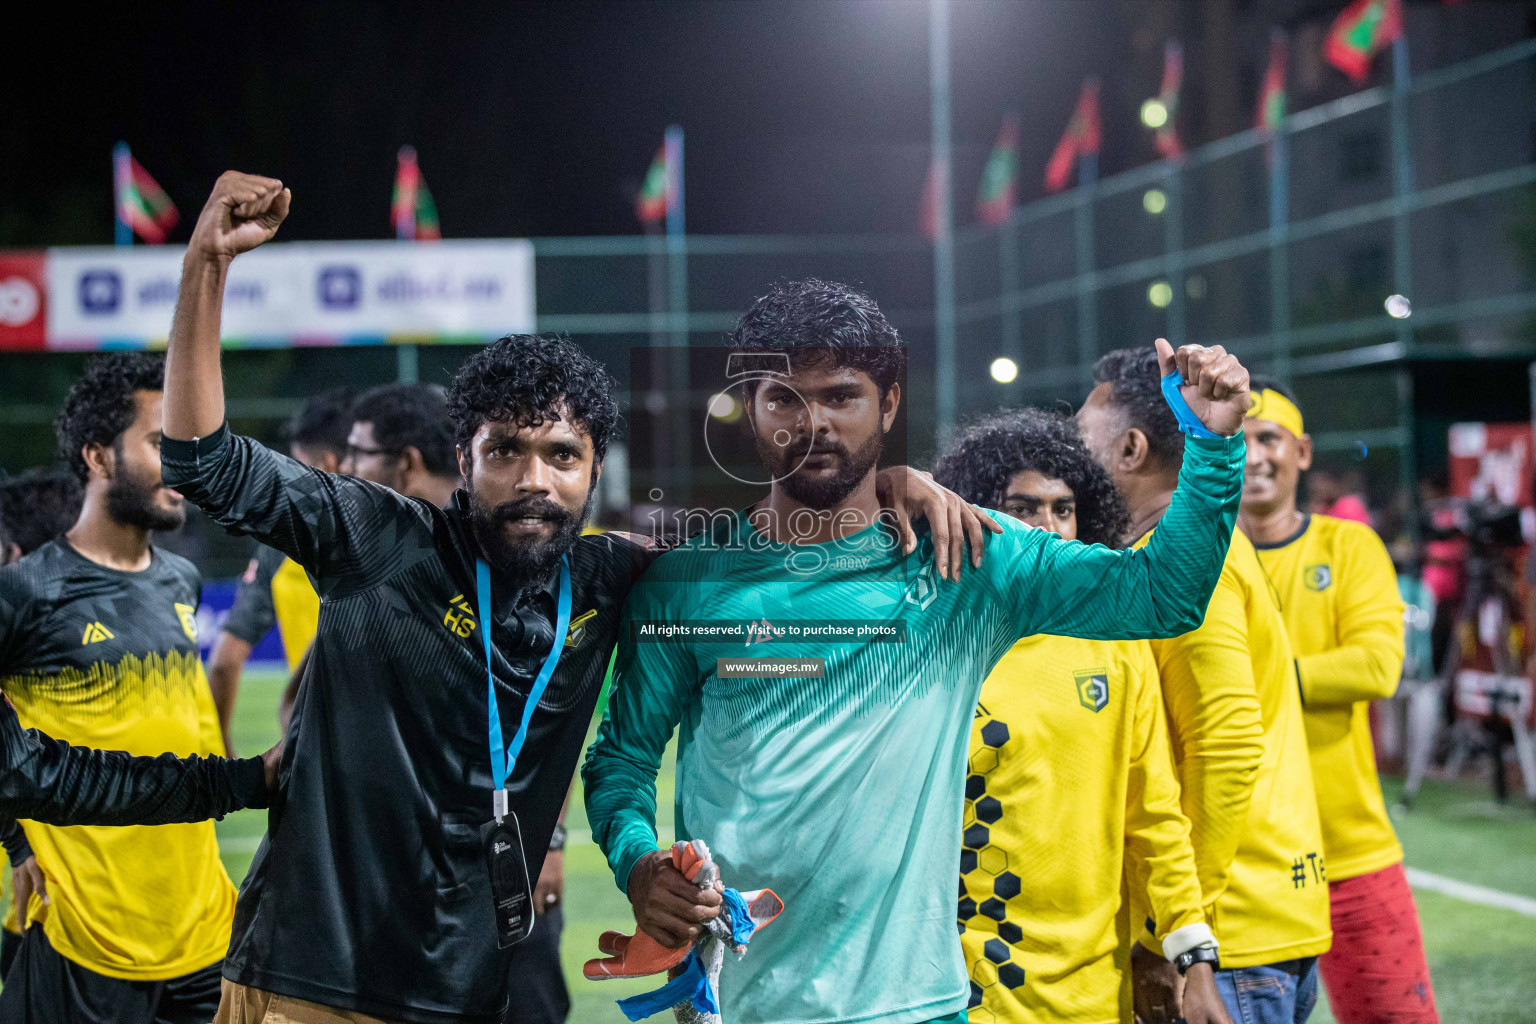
[468,488,593,590]
[755,428,884,510]
[106,462,186,533]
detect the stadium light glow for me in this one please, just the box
[1142,188,1167,215]
[1186,274,1207,299]
[708,392,741,421]
[1140,98,1168,129]
[1385,294,1412,319]
[1147,281,1173,308]
[990,357,1019,384]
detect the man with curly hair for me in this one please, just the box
[932,408,1227,1024]
[162,172,981,1024]
[0,352,248,1023]
[585,275,1252,1024]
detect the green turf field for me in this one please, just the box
[10,667,1535,1022]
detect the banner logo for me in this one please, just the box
[79,270,122,314]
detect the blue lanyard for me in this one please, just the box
[476,556,571,821]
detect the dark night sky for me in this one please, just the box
[5,1,1147,245]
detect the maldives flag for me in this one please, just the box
[637,144,668,224]
[1257,29,1289,131]
[392,146,441,241]
[1154,41,1184,159]
[113,144,178,245]
[975,114,1019,226]
[1044,79,1101,194]
[1325,0,1403,82]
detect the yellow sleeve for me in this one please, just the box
[1297,527,1405,707]
[1151,566,1264,915]
[1123,645,1206,953]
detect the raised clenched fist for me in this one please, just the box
[1155,338,1252,438]
[186,171,291,264]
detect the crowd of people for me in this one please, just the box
[0,170,1441,1024]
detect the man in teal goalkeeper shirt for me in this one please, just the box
[584,279,1252,1024]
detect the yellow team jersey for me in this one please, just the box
[961,634,1204,1024]
[270,556,319,671]
[1253,514,1405,881]
[1133,529,1331,968]
[0,542,236,981]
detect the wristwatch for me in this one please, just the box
[547,823,568,851]
[1173,943,1220,975]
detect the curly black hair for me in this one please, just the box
[932,407,1130,548]
[729,278,906,397]
[0,465,83,554]
[447,334,621,462]
[1093,347,1185,471]
[352,383,458,477]
[54,352,166,483]
[285,386,356,457]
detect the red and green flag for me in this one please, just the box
[113,143,178,245]
[1325,0,1402,82]
[1154,41,1184,159]
[392,146,441,242]
[1257,29,1289,131]
[637,143,669,224]
[1044,78,1101,194]
[975,114,1019,226]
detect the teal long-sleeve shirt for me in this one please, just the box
[582,433,1244,1024]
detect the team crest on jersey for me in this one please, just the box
[1304,564,1332,592]
[174,603,199,642]
[905,561,938,611]
[565,609,598,649]
[1074,669,1109,712]
[81,621,114,645]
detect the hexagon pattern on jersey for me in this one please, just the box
[959,709,1027,1017]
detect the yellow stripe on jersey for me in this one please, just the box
[270,556,320,672]
[961,634,1203,1024]
[4,651,236,980]
[1254,514,1405,881]
[1133,530,1331,968]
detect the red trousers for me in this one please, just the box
[1319,862,1439,1024]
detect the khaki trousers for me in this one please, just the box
[213,979,401,1024]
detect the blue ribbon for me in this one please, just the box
[614,886,760,1020]
[720,888,757,947]
[615,952,719,1022]
[1160,371,1223,440]
[476,556,571,815]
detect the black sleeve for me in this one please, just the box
[161,426,437,598]
[222,544,282,646]
[0,697,270,826]
[0,817,31,866]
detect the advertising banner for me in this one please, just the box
[11,240,534,350]
[0,251,47,351]
[1448,421,1534,508]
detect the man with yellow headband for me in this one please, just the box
[1238,378,1439,1024]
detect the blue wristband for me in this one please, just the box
[1161,371,1223,440]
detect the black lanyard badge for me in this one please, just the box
[482,813,535,948]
